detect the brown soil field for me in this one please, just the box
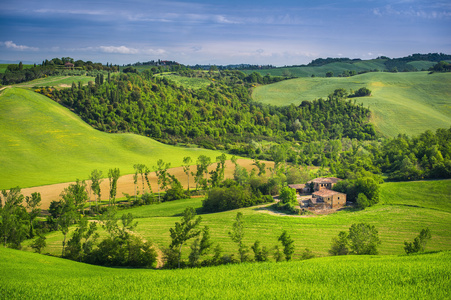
[21,159,275,210]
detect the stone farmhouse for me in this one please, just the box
[289,177,346,210]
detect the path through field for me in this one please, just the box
[21,159,274,210]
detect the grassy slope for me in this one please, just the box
[0,88,225,189]
[252,72,451,137]
[244,60,437,77]
[2,246,450,299]
[31,180,451,258]
[14,75,96,89]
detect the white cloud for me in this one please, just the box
[34,8,108,16]
[3,41,38,51]
[373,4,451,19]
[99,46,139,54]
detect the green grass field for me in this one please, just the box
[0,88,226,189]
[244,60,438,77]
[2,245,450,299]
[16,75,96,89]
[27,179,451,259]
[252,72,451,137]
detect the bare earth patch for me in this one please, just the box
[21,159,274,209]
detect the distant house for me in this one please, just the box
[311,189,346,209]
[307,177,342,192]
[64,62,75,69]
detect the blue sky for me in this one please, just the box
[1,0,450,66]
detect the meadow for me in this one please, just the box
[243,60,438,78]
[15,75,96,89]
[252,72,451,137]
[0,87,226,189]
[3,241,450,299]
[28,179,451,259]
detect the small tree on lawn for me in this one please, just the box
[404,228,431,254]
[278,230,295,261]
[169,207,202,268]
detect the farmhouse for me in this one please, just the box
[291,177,346,210]
[307,177,342,192]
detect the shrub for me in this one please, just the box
[404,228,431,254]
[202,186,272,213]
[301,248,315,260]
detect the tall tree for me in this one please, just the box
[89,169,103,212]
[209,154,227,187]
[59,182,86,256]
[193,155,211,191]
[25,192,41,238]
[0,188,28,249]
[108,168,120,206]
[229,212,249,262]
[189,226,213,267]
[169,207,202,268]
[278,230,295,261]
[155,159,170,202]
[182,156,192,193]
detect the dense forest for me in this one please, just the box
[39,70,376,151]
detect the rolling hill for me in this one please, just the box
[0,87,225,189]
[1,247,449,299]
[8,178,451,298]
[26,179,451,259]
[252,72,451,137]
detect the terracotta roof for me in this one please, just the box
[313,189,344,197]
[288,184,306,189]
[308,177,342,184]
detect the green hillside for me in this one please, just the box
[0,88,224,189]
[27,180,451,258]
[252,72,451,137]
[244,60,438,78]
[14,75,96,89]
[2,244,450,299]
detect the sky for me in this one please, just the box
[1,0,450,66]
